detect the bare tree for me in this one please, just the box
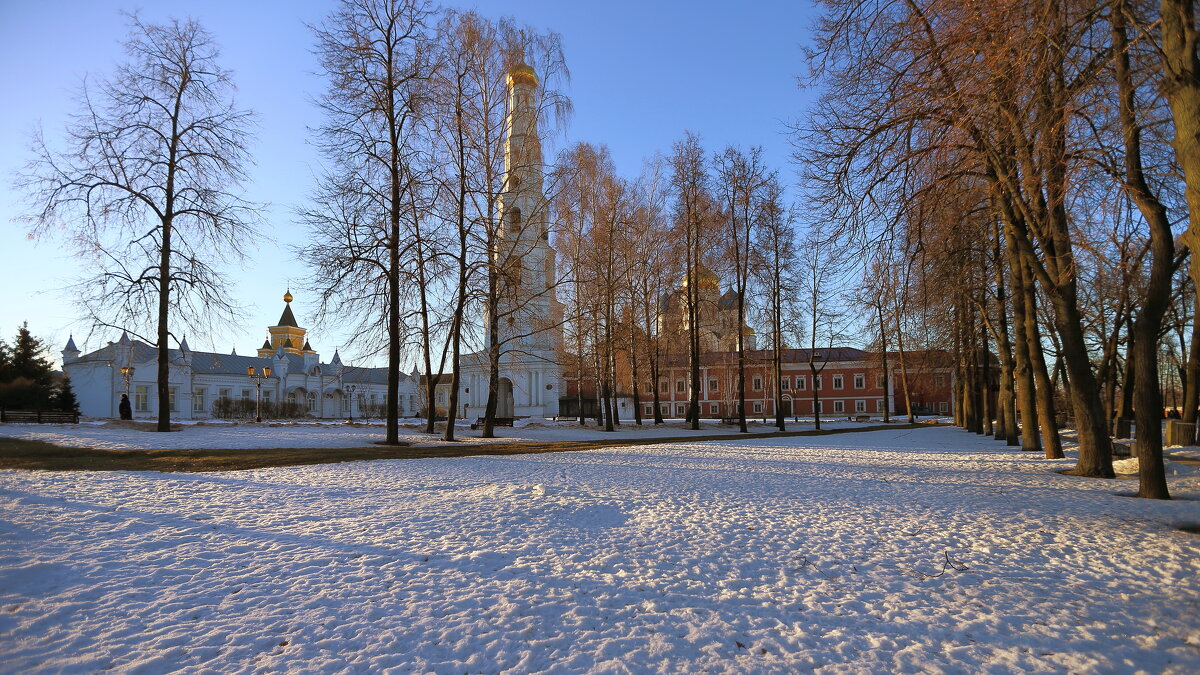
[20,15,259,432]
[1111,0,1176,498]
[467,24,571,438]
[299,0,432,445]
[714,145,771,433]
[752,176,798,430]
[669,132,711,431]
[797,219,846,430]
[429,10,493,440]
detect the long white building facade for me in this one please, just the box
[62,293,420,420]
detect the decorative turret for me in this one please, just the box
[272,346,289,379]
[302,340,319,370]
[115,331,133,368]
[259,289,309,357]
[178,335,192,366]
[62,335,80,364]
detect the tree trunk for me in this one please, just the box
[896,305,915,425]
[1185,293,1200,424]
[443,174,470,442]
[1114,0,1174,497]
[1160,0,1200,325]
[992,219,1018,444]
[980,318,993,437]
[483,267,501,439]
[1021,264,1063,459]
[879,303,891,423]
[810,361,821,430]
[156,215,172,432]
[737,310,747,433]
[1005,223,1041,452]
[630,324,643,425]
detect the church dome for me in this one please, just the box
[510,62,538,87]
[283,289,293,303]
[682,263,719,291]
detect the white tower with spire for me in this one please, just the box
[459,60,562,420]
[492,61,558,352]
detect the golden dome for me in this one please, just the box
[682,263,719,290]
[283,289,293,303]
[510,62,538,87]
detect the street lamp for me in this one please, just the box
[247,366,272,423]
[119,366,134,395]
[345,383,357,423]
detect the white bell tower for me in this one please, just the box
[464,61,562,419]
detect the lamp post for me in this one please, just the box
[345,383,357,423]
[119,366,134,395]
[247,366,272,423]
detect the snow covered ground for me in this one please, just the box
[1,426,1199,673]
[0,417,879,450]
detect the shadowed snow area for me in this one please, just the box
[1,426,1198,672]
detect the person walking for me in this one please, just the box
[119,393,132,420]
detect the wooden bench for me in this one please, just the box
[853,415,871,422]
[0,409,79,424]
[470,417,515,430]
[720,416,739,425]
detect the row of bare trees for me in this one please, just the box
[295,1,571,443]
[551,134,802,434]
[802,0,1199,499]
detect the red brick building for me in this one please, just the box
[640,348,955,420]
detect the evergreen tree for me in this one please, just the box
[0,323,58,410]
[55,374,79,413]
[0,339,10,382]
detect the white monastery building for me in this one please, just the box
[62,292,420,421]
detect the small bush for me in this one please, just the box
[211,397,312,420]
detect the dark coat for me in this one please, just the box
[119,394,133,420]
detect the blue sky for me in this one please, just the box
[0,0,819,366]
